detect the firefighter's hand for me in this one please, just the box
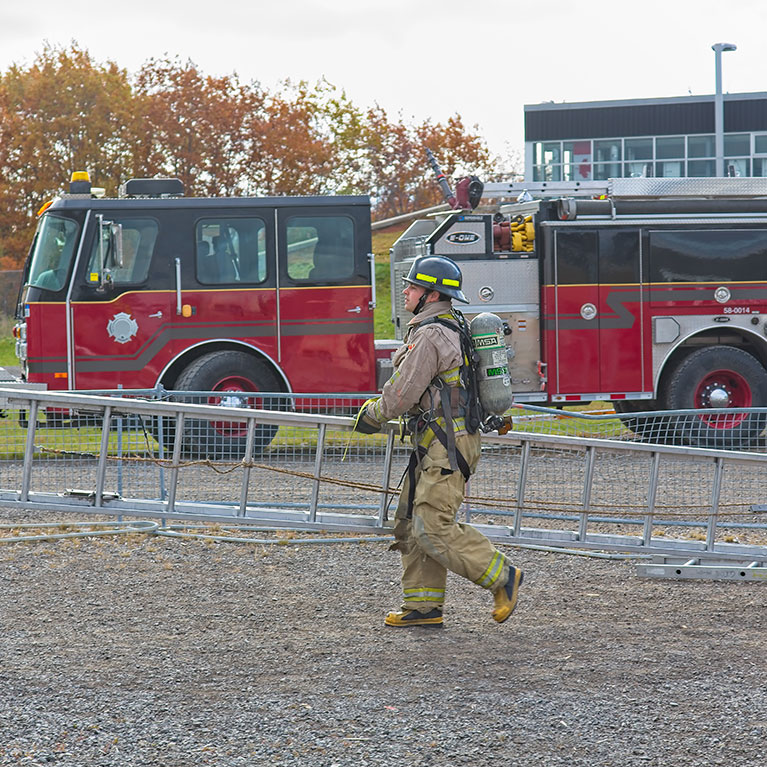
[496,415,514,435]
[353,398,383,434]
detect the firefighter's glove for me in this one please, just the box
[353,398,384,434]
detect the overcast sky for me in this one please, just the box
[1,0,764,160]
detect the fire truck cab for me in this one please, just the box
[391,177,767,447]
[15,175,376,404]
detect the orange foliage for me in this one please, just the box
[0,43,501,269]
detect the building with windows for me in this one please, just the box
[524,92,767,182]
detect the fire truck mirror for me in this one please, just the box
[111,223,124,268]
[95,216,124,291]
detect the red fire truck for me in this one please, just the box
[13,173,376,454]
[13,172,767,451]
[389,176,767,447]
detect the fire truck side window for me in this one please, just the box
[554,231,598,284]
[28,215,79,292]
[650,230,767,283]
[86,218,158,285]
[285,216,354,282]
[196,218,266,284]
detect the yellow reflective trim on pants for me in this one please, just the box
[475,551,505,589]
[403,587,445,602]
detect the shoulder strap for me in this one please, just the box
[415,313,459,334]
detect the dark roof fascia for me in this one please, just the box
[524,92,767,142]
[48,195,371,212]
[525,91,767,113]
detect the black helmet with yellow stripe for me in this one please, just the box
[403,255,469,304]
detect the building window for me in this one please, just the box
[726,158,750,177]
[655,137,685,159]
[529,131,766,181]
[624,138,653,177]
[593,139,622,180]
[687,135,715,158]
[688,159,715,177]
[563,141,592,181]
[625,138,653,160]
[533,141,564,181]
[725,134,750,155]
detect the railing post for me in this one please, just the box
[513,440,530,536]
[238,418,258,517]
[165,411,185,516]
[155,411,167,501]
[308,423,327,523]
[643,452,661,546]
[19,401,40,503]
[579,445,596,541]
[377,429,396,525]
[93,405,113,508]
[116,384,124,507]
[707,457,724,551]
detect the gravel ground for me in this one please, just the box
[0,513,766,767]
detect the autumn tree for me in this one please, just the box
[241,80,337,196]
[359,107,492,220]
[0,43,135,268]
[133,57,261,197]
[0,44,499,268]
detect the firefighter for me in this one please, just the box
[355,255,524,627]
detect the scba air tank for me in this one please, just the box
[469,312,513,415]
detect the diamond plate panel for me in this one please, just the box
[610,177,767,199]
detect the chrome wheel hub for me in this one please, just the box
[704,385,731,408]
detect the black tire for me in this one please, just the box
[162,351,284,459]
[663,346,767,449]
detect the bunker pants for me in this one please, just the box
[391,431,510,613]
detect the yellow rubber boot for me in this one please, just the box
[492,567,524,623]
[384,609,443,627]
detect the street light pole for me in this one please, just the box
[712,42,737,177]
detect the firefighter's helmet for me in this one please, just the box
[403,255,469,304]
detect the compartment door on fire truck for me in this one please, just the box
[550,228,645,396]
[276,205,376,392]
[69,213,173,390]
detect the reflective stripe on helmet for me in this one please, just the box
[415,272,459,288]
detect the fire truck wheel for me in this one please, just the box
[169,351,284,459]
[663,346,767,449]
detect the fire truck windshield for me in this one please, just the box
[27,214,79,292]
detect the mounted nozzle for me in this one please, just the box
[425,148,459,209]
[425,148,483,210]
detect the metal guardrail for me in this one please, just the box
[0,387,765,580]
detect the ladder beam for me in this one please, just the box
[1,387,766,582]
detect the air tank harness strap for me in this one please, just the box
[402,428,471,519]
[435,377,458,472]
[402,382,471,520]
